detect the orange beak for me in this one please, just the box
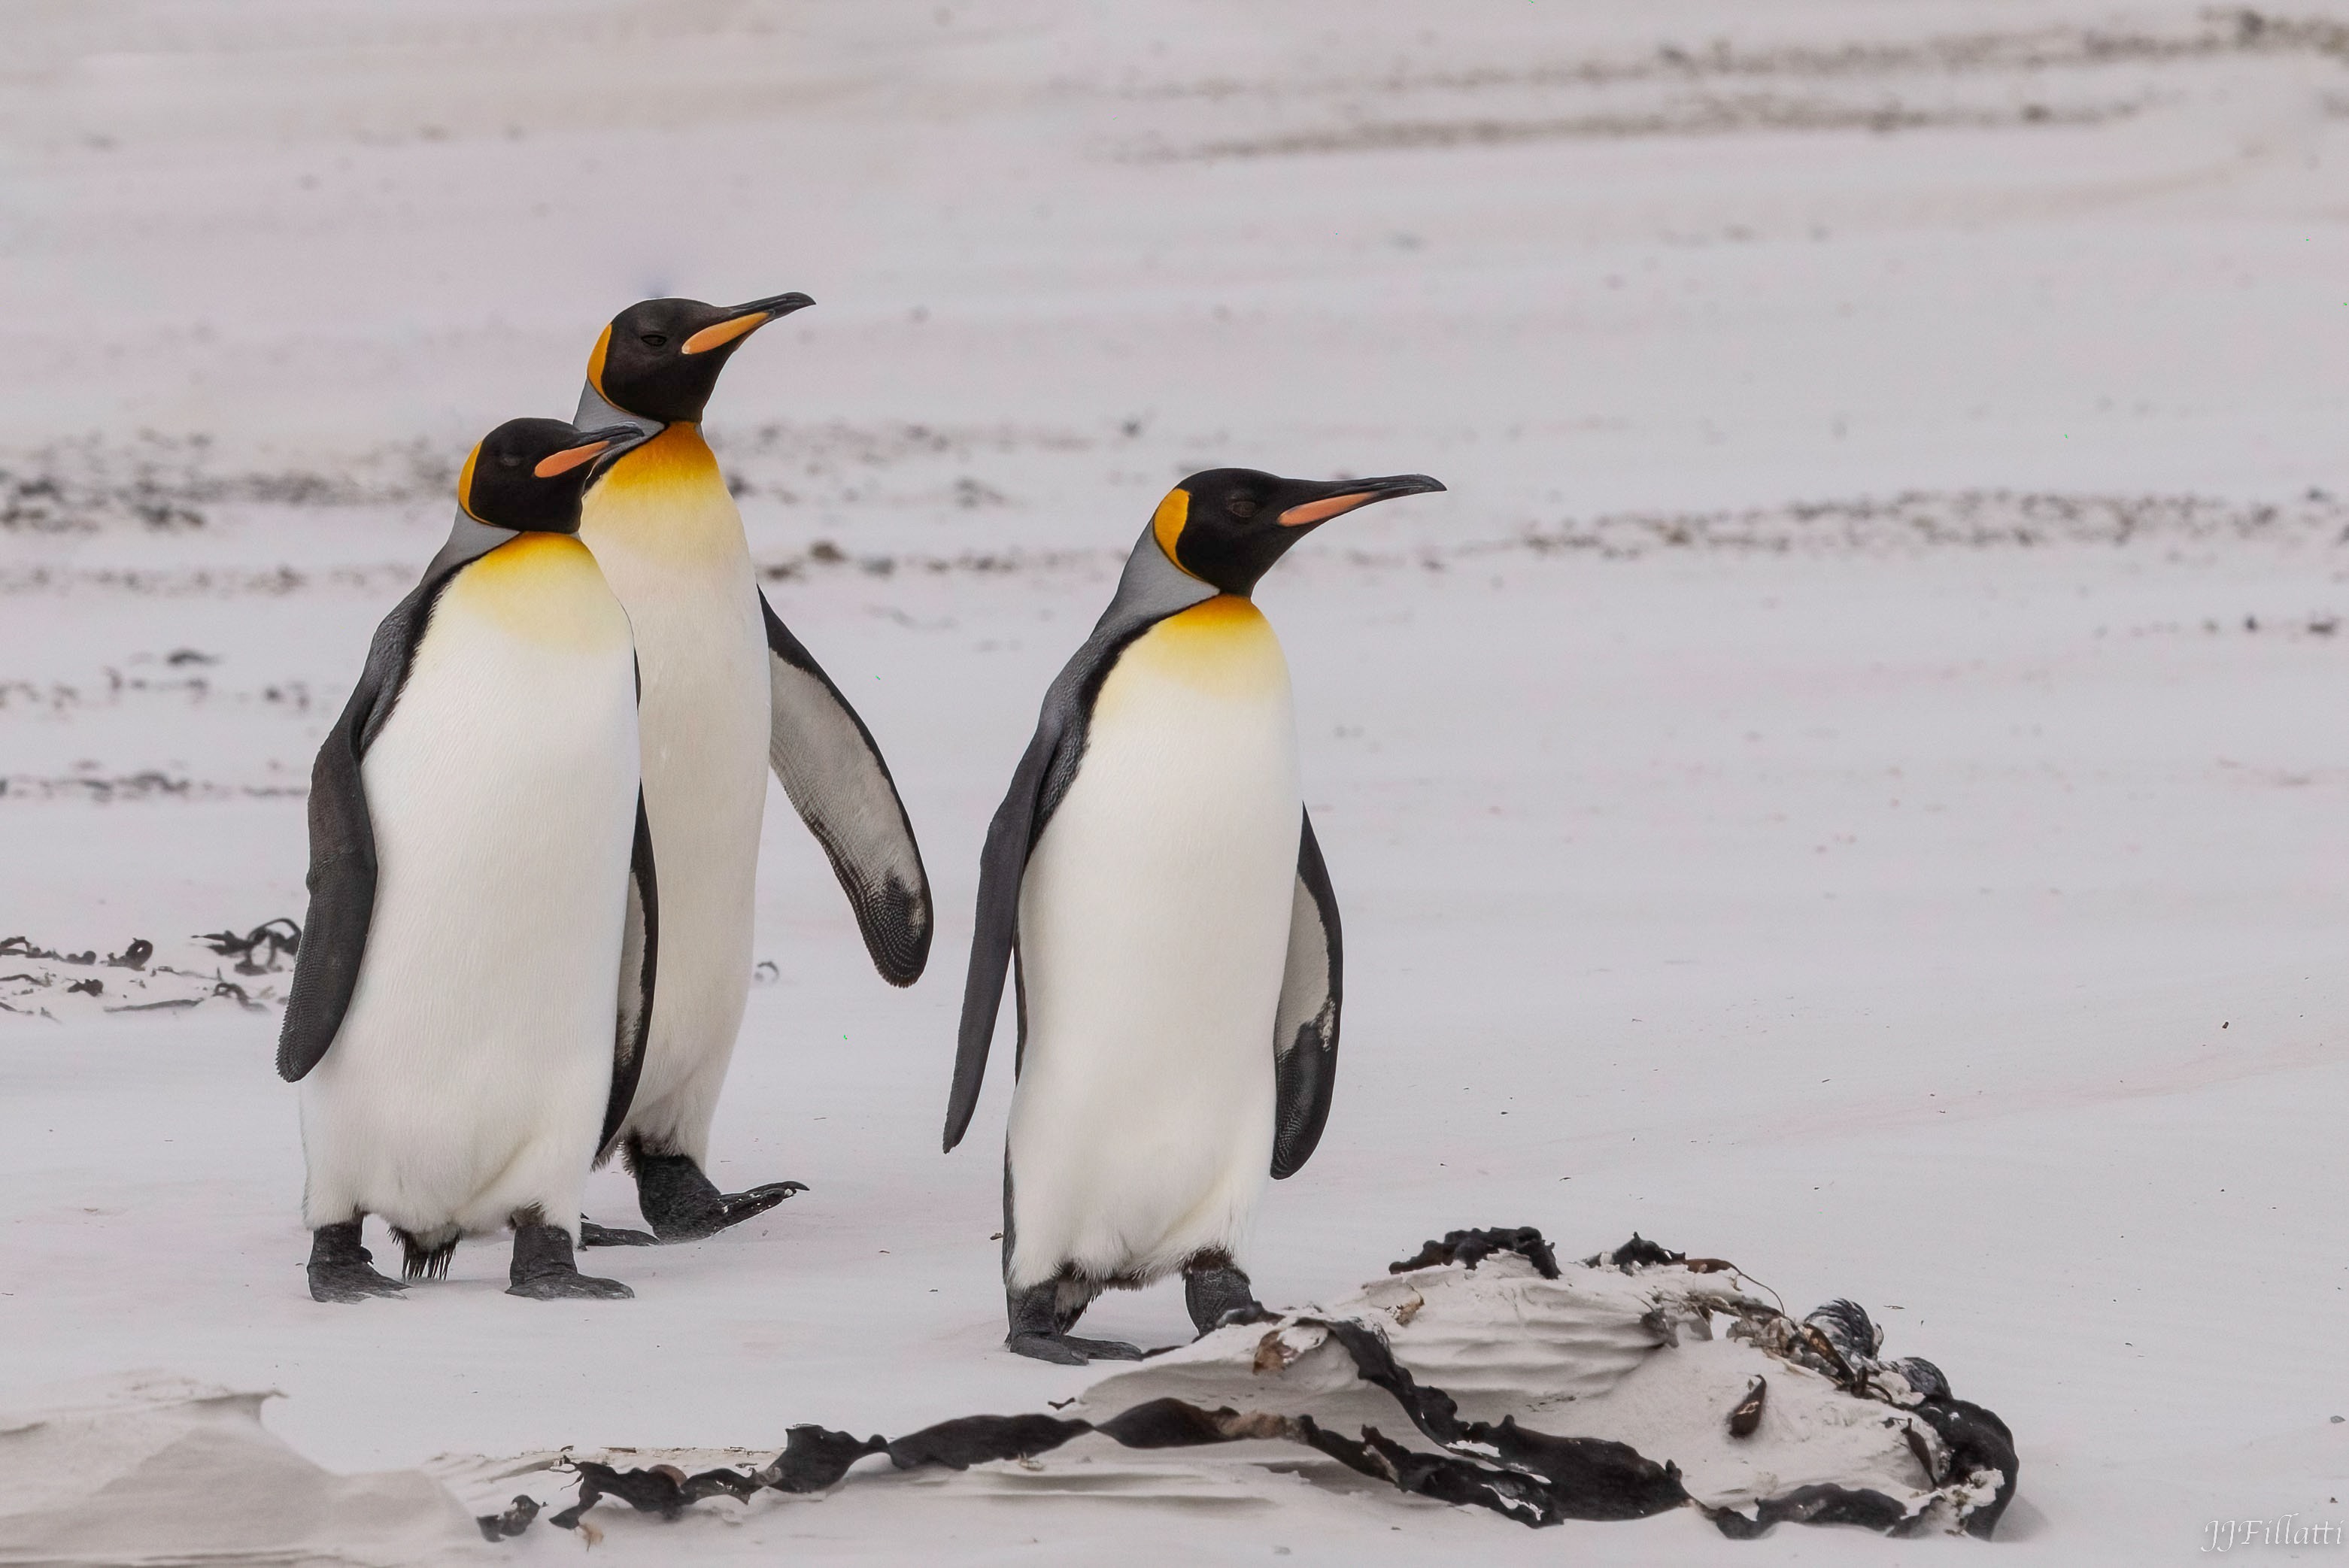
[1276,473,1447,527]
[533,439,610,479]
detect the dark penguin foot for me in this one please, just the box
[306,1220,406,1303]
[506,1223,633,1300]
[578,1219,659,1248]
[1182,1251,1263,1336]
[630,1149,806,1242]
[1006,1278,1144,1363]
[1007,1331,1146,1365]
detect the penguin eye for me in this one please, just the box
[639,332,669,348]
[1226,496,1259,520]
[496,451,524,469]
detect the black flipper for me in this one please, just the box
[945,717,1067,1152]
[1270,809,1342,1178]
[760,590,933,985]
[598,790,658,1159]
[276,568,463,1082]
[945,525,1216,1154]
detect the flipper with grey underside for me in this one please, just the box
[1270,809,1342,1178]
[761,590,934,987]
[943,526,1216,1151]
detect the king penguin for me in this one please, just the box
[568,293,933,1245]
[280,417,658,1303]
[946,466,1445,1362]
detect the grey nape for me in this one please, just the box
[306,1219,406,1303]
[507,1221,633,1300]
[1004,1278,1145,1365]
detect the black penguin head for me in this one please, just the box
[585,291,815,424]
[457,419,648,533]
[1151,468,1446,596]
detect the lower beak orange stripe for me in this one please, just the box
[681,312,770,355]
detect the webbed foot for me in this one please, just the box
[307,1220,406,1303]
[1182,1251,1263,1336]
[507,1222,633,1300]
[1008,1331,1145,1364]
[632,1149,805,1242]
[1006,1276,1149,1363]
[578,1219,658,1248]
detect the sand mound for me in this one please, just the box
[0,1372,482,1568]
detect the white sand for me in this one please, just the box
[3,2,2346,1561]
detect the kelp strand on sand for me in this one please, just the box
[479,1229,2017,1544]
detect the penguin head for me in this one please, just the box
[457,418,649,534]
[585,292,816,424]
[1150,469,1446,596]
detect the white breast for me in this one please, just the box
[299,537,639,1240]
[1006,596,1302,1288]
[576,427,771,1156]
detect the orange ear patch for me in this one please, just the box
[681,311,769,355]
[586,323,612,396]
[533,440,609,479]
[455,441,484,520]
[1276,492,1375,528]
[1152,487,1191,572]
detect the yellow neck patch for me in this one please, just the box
[454,441,484,521]
[575,421,744,566]
[590,421,718,498]
[1152,487,1192,575]
[1106,593,1283,702]
[586,323,613,400]
[446,533,621,651]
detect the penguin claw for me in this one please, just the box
[506,1221,633,1300]
[578,1219,659,1248]
[1064,1335,1147,1361]
[1007,1332,1145,1364]
[305,1221,406,1303]
[658,1181,807,1241]
[630,1151,807,1242]
[1007,1332,1090,1365]
[507,1271,634,1301]
[308,1266,407,1304]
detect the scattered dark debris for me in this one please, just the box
[1390,1226,1561,1279]
[0,770,304,803]
[475,1494,539,1541]
[1586,1234,1684,1272]
[209,978,265,1012]
[1728,1376,1767,1438]
[0,432,454,536]
[1511,488,2349,559]
[1800,1300,1883,1378]
[1140,95,2147,163]
[196,918,300,974]
[1,936,95,965]
[2,933,293,1017]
